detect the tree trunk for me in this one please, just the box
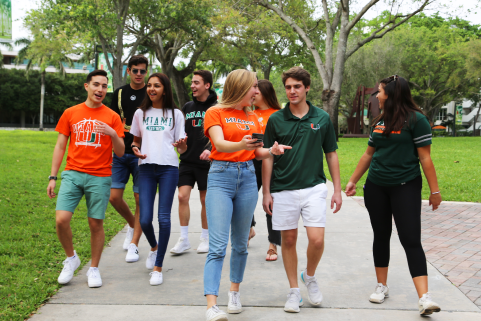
[98,0,133,90]
[171,69,190,107]
[263,63,273,80]
[31,114,37,125]
[39,71,45,131]
[322,90,341,137]
[20,111,25,128]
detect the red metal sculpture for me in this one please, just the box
[345,84,381,137]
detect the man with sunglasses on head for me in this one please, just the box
[109,55,148,263]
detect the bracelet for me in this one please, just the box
[431,191,440,195]
[131,145,140,150]
[268,147,274,156]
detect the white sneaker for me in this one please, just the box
[170,237,191,255]
[369,283,389,303]
[227,291,242,314]
[123,227,134,250]
[284,289,303,313]
[146,250,157,270]
[149,271,163,286]
[300,270,322,305]
[418,292,441,315]
[197,237,209,254]
[57,251,81,284]
[205,305,228,321]
[86,267,102,288]
[125,243,139,263]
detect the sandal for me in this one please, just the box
[248,227,256,247]
[266,248,278,261]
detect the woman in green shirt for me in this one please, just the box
[345,75,442,316]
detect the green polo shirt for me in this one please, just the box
[367,111,432,186]
[264,101,338,193]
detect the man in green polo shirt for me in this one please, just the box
[262,66,342,313]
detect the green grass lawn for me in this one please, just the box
[326,137,481,203]
[0,131,134,320]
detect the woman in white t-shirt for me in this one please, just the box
[130,73,187,286]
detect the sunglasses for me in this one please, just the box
[131,68,147,75]
[386,75,399,84]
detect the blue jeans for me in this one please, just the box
[138,164,179,268]
[111,153,140,193]
[204,160,258,296]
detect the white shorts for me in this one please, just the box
[271,183,328,230]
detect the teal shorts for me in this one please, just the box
[56,170,112,220]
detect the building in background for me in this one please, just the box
[434,100,481,136]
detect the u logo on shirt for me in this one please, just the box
[311,123,320,131]
[192,119,202,127]
[236,124,250,130]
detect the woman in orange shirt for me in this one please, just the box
[203,70,290,321]
[249,80,282,261]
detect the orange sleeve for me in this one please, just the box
[204,108,221,138]
[112,112,125,138]
[55,109,71,137]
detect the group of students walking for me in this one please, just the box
[47,55,443,320]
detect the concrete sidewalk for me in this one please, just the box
[31,182,480,320]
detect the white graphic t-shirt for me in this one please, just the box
[130,108,186,167]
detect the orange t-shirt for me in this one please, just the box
[204,107,262,162]
[55,103,125,177]
[254,108,279,133]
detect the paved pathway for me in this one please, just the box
[31,184,480,320]
[353,197,481,307]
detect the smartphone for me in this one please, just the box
[251,133,264,143]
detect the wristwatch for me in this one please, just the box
[48,176,57,181]
[268,147,274,156]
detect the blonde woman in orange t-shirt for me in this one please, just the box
[250,79,282,261]
[203,70,291,320]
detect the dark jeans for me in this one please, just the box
[252,159,281,246]
[138,164,179,268]
[364,175,427,278]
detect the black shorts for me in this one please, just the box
[178,162,209,191]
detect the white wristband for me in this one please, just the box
[431,191,440,195]
[268,147,274,156]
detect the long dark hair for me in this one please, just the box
[373,75,424,137]
[257,79,281,110]
[138,72,178,130]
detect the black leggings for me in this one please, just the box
[364,175,427,278]
[251,159,282,246]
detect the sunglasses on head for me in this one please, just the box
[386,75,399,84]
[131,68,147,75]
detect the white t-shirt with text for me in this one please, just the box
[130,107,185,167]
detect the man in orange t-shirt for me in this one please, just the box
[46,70,125,288]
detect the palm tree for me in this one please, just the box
[15,37,72,131]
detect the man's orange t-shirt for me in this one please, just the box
[254,107,279,133]
[55,103,125,177]
[204,107,262,162]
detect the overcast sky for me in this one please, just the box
[10,0,481,51]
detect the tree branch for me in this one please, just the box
[331,3,342,33]
[346,0,379,32]
[179,43,206,78]
[346,0,431,59]
[256,0,329,84]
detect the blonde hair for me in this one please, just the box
[216,69,257,114]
